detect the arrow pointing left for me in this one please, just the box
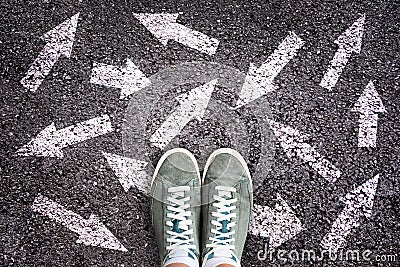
[150,79,218,149]
[32,194,127,251]
[16,115,113,158]
[20,13,80,92]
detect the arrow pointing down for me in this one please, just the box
[21,13,80,92]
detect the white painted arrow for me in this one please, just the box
[268,119,341,183]
[320,14,365,90]
[150,79,218,149]
[321,174,379,252]
[90,59,151,99]
[236,32,304,108]
[16,115,113,158]
[103,152,150,193]
[352,81,385,148]
[32,194,127,251]
[20,13,80,92]
[133,13,220,55]
[251,193,303,249]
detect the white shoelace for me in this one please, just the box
[205,185,238,258]
[166,186,196,259]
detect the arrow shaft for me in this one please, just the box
[150,105,193,149]
[21,43,62,92]
[55,115,113,148]
[32,194,87,235]
[320,47,352,90]
[169,23,219,55]
[357,113,378,148]
[90,63,129,90]
[257,31,304,81]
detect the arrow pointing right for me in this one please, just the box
[21,13,80,92]
[32,194,127,252]
[320,14,365,90]
[90,59,151,99]
[149,79,218,149]
[352,81,386,148]
[320,175,379,252]
[250,193,304,249]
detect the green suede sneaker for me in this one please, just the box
[151,148,201,267]
[201,148,253,267]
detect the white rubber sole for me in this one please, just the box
[151,148,201,187]
[201,148,252,186]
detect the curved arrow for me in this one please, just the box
[134,13,220,55]
[320,14,365,90]
[21,13,80,92]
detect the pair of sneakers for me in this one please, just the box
[150,148,253,267]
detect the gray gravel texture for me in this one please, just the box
[1,0,399,266]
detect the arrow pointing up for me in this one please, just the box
[320,14,365,90]
[134,13,220,55]
[16,115,113,158]
[236,32,304,108]
[103,152,150,193]
[321,175,379,252]
[268,119,341,183]
[21,13,80,92]
[352,81,385,148]
[32,194,127,251]
[150,79,218,149]
[90,59,151,99]
[250,193,303,249]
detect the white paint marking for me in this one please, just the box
[20,13,80,92]
[320,175,379,252]
[103,152,150,193]
[133,13,220,55]
[352,81,385,148]
[268,119,341,183]
[90,59,151,99]
[32,194,127,251]
[236,32,304,108]
[16,115,113,158]
[150,79,218,149]
[320,14,365,90]
[250,193,303,249]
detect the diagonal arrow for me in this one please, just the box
[102,152,150,193]
[32,194,127,251]
[16,115,113,158]
[250,193,303,249]
[90,59,151,99]
[320,14,365,90]
[268,119,342,183]
[320,174,379,252]
[21,13,80,92]
[133,13,220,55]
[236,31,304,108]
[352,81,385,148]
[150,79,218,149]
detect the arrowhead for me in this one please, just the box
[42,13,80,57]
[335,14,365,53]
[16,123,63,158]
[175,79,218,120]
[103,152,150,193]
[340,174,379,218]
[236,63,277,108]
[133,13,179,45]
[76,214,127,252]
[251,194,303,249]
[352,81,386,113]
[120,59,151,99]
